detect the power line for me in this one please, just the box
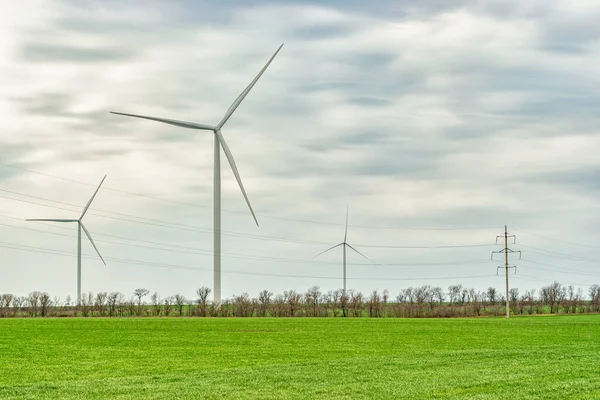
[3,222,594,287]
[0,221,489,267]
[512,229,600,250]
[0,193,494,249]
[518,244,600,263]
[0,162,498,231]
[520,260,599,277]
[0,193,330,245]
[0,240,493,282]
[359,243,493,249]
[514,273,596,288]
[520,258,600,275]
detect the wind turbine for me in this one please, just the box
[110,44,283,304]
[314,206,372,295]
[27,175,107,305]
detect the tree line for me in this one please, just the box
[1,282,600,318]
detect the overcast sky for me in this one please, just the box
[1,0,599,301]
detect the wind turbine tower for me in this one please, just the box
[27,175,107,305]
[111,44,283,304]
[314,206,372,294]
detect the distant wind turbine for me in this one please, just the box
[110,44,283,304]
[27,175,107,305]
[314,206,372,294]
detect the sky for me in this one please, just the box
[1,0,599,302]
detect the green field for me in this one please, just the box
[0,316,599,399]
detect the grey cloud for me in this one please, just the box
[352,153,439,177]
[4,0,600,297]
[528,167,600,192]
[20,43,135,63]
[538,14,600,48]
[294,0,469,19]
[344,132,392,145]
[56,145,132,162]
[342,52,396,69]
[58,19,148,35]
[13,92,74,116]
[539,43,587,55]
[510,96,600,121]
[382,204,535,230]
[0,143,36,182]
[280,135,443,180]
[348,97,393,107]
[292,25,355,40]
[310,178,374,200]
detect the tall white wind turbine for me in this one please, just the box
[27,175,107,305]
[110,44,283,304]
[314,206,372,295]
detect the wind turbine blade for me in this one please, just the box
[216,43,284,129]
[346,244,373,263]
[111,112,215,131]
[80,175,107,219]
[216,130,259,226]
[80,223,106,265]
[26,219,78,222]
[312,243,344,259]
[344,205,349,242]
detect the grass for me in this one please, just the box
[0,315,599,399]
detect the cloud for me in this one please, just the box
[20,43,135,63]
[0,0,599,299]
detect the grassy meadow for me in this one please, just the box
[0,315,599,399]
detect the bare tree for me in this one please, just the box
[150,292,161,316]
[486,287,497,305]
[39,292,52,317]
[0,294,14,318]
[174,294,186,316]
[108,292,120,316]
[414,286,431,317]
[233,293,253,317]
[12,296,24,317]
[116,293,126,316]
[324,291,340,317]
[305,286,322,317]
[565,285,583,314]
[186,298,195,317]
[509,288,519,314]
[133,288,149,316]
[163,296,173,317]
[340,290,349,318]
[27,291,41,317]
[521,289,535,314]
[589,285,600,312]
[540,282,563,314]
[448,285,462,306]
[349,290,363,317]
[257,290,272,317]
[401,287,415,317]
[6,280,599,319]
[382,290,389,305]
[273,294,287,317]
[432,287,445,305]
[95,292,108,316]
[196,287,211,317]
[80,292,94,317]
[216,300,230,317]
[469,289,483,316]
[52,296,63,316]
[368,290,383,318]
[285,290,302,317]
